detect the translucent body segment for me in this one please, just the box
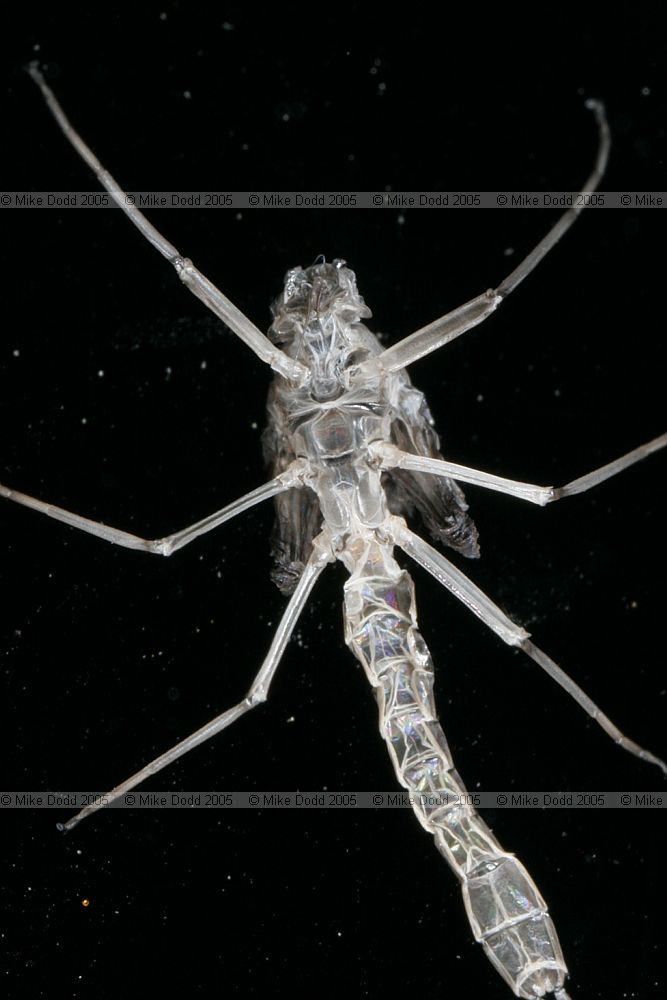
[343,540,568,998]
[433,806,501,874]
[463,855,548,939]
[483,913,567,1000]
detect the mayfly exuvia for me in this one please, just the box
[2,66,665,999]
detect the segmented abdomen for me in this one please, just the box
[343,544,568,999]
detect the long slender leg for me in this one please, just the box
[60,536,332,831]
[27,64,308,386]
[390,516,667,774]
[0,459,307,555]
[373,433,667,506]
[362,100,609,375]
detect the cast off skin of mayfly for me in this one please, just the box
[3,65,664,998]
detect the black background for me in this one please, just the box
[1,8,665,999]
